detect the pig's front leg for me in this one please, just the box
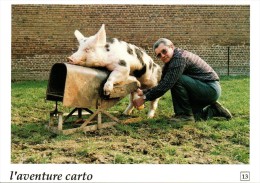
[103,66,130,96]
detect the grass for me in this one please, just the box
[11,76,249,164]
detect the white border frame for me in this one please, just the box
[1,0,259,182]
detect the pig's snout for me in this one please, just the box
[67,57,74,63]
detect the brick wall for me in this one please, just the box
[11,4,250,81]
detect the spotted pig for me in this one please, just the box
[67,24,162,118]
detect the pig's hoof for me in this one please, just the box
[136,81,141,87]
[104,83,113,96]
[147,110,155,119]
[104,90,110,96]
[123,110,132,115]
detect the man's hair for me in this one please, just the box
[153,38,174,51]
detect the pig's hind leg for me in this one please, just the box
[123,92,135,115]
[147,97,160,118]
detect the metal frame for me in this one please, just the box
[47,99,121,135]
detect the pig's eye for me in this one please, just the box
[85,48,90,52]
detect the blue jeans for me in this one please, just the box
[170,75,221,116]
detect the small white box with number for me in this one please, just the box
[240,171,250,181]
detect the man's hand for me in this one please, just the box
[133,97,145,108]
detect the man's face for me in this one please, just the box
[154,43,174,63]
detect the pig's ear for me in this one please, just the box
[74,30,85,43]
[93,24,106,46]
